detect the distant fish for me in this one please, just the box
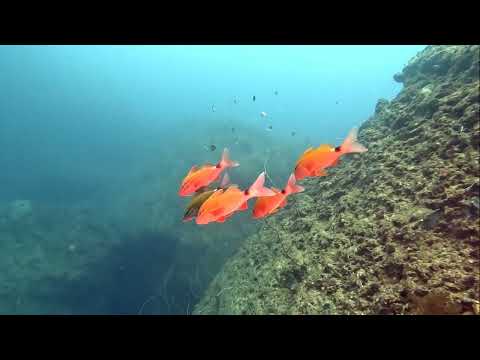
[179,148,239,197]
[212,105,216,112]
[183,173,231,222]
[266,125,273,131]
[335,101,340,105]
[294,128,367,180]
[252,173,304,219]
[231,127,235,133]
[253,95,256,102]
[233,97,238,104]
[260,111,268,118]
[204,144,217,152]
[196,172,276,225]
[274,90,278,96]
[291,131,296,137]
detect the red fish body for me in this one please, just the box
[294,128,367,180]
[179,148,239,197]
[182,173,231,222]
[196,172,275,225]
[253,174,304,219]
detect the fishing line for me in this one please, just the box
[263,151,278,189]
[138,294,159,315]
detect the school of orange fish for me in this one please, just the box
[179,128,368,225]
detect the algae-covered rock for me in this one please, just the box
[194,45,480,315]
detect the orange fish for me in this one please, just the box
[196,171,276,225]
[179,148,239,197]
[252,173,304,219]
[294,128,367,180]
[182,173,230,222]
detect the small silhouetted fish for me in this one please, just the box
[274,90,278,95]
[260,111,267,117]
[291,131,296,136]
[233,97,238,104]
[253,95,256,102]
[335,101,340,105]
[212,105,216,112]
[266,125,273,131]
[231,127,235,133]
[204,144,216,151]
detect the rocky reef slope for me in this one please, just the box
[194,45,480,315]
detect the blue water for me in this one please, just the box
[0,45,426,314]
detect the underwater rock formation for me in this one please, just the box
[194,45,480,315]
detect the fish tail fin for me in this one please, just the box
[220,172,230,188]
[284,173,305,195]
[182,215,194,222]
[341,128,368,154]
[248,172,276,198]
[220,148,240,168]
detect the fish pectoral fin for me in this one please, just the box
[216,213,234,223]
[295,164,311,179]
[238,201,248,211]
[211,208,226,217]
[279,199,288,208]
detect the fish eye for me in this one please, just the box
[334,146,341,152]
[281,190,286,194]
[216,163,221,168]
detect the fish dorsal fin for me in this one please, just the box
[302,147,314,156]
[199,163,214,169]
[271,187,281,193]
[317,144,334,152]
[224,185,240,193]
[187,165,199,176]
